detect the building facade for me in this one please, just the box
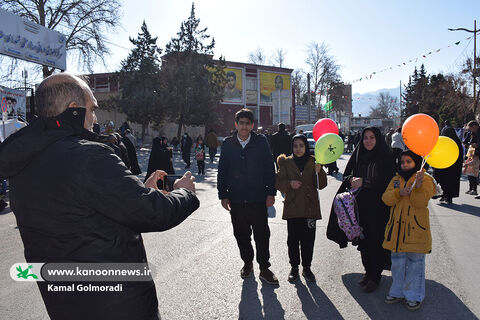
[210,60,294,136]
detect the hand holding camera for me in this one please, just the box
[145,170,195,193]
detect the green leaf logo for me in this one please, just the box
[16,265,38,279]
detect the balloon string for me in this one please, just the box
[411,155,430,190]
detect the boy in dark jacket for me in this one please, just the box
[217,108,278,285]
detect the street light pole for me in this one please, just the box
[449,20,479,118]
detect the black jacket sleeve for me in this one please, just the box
[82,145,199,233]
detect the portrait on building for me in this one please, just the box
[260,72,291,125]
[223,68,243,103]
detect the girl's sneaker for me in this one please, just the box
[406,300,422,311]
[470,190,478,195]
[466,190,473,194]
[385,295,404,304]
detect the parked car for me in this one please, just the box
[303,131,315,154]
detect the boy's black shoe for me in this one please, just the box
[259,268,279,285]
[288,267,299,283]
[302,267,316,282]
[240,262,253,278]
[358,274,369,287]
[363,280,379,293]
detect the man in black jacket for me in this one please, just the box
[0,73,199,320]
[270,123,291,170]
[217,108,278,285]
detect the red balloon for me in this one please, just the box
[312,118,339,141]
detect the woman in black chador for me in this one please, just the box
[327,127,395,293]
[433,127,463,204]
[145,137,175,182]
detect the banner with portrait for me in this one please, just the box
[260,72,291,125]
[1,86,26,120]
[223,68,243,103]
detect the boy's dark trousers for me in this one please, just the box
[287,218,316,267]
[468,175,478,191]
[197,160,205,174]
[230,202,271,270]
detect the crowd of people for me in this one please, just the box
[0,71,479,318]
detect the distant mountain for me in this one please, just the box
[352,87,401,117]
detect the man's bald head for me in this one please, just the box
[35,73,90,117]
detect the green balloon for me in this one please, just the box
[314,133,344,164]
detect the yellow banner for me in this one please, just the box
[260,72,290,104]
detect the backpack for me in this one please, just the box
[195,147,204,160]
[333,188,364,241]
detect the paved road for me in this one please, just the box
[0,149,479,319]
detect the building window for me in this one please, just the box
[95,76,110,92]
[246,78,257,91]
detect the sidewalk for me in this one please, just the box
[428,175,480,314]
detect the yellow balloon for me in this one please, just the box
[425,136,459,169]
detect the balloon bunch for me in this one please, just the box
[401,114,459,170]
[313,118,345,164]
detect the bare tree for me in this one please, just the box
[460,56,480,117]
[305,42,341,107]
[248,48,266,65]
[1,0,121,78]
[271,48,287,67]
[291,69,306,105]
[369,92,400,118]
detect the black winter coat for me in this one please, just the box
[217,131,276,203]
[0,109,199,320]
[122,135,142,175]
[270,130,292,158]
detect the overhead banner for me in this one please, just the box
[1,86,27,119]
[0,8,66,70]
[223,68,243,103]
[260,72,291,125]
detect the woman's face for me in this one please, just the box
[363,130,376,151]
[293,139,306,158]
[401,155,416,171]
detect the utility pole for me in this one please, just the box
[307,73,311,123]
[399,80,402,125]
[449,20,479,118]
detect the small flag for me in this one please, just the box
[323,100,333,111]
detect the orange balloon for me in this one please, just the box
[401,113,439,156]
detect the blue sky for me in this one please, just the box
[71,0,479,94]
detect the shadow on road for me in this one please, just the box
[294,280,344,319]
[238,276,284,319]
[342,273,478,320]
[441,203,480,218]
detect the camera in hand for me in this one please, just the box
[158,175,183,192]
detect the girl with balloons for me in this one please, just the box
[381,150,435,311]
[275,134,327,283]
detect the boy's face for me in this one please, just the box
[401,155,416,171]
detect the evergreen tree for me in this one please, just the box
[118,22,163,141]
[161,3,225,138]
[402,65,429,119]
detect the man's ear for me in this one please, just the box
[67,101,78,109]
